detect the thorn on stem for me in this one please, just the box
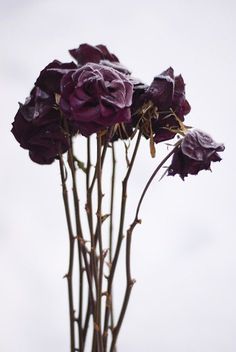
[101,213,110,223]
[103,248,109,258]
[129,279,136,287]
[94,322,100,332]
[85,203,90,214]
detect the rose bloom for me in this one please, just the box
[143,67,191,143]
[35,60,77,94]
[69,43,130,74]
[168,129,225,180]
[60,63,133,137]
[11,88,69,165]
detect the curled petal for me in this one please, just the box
[168,129,225,179]
[60,63,133,136]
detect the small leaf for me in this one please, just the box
[74,156,86,173]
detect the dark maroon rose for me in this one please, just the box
[172,74,191,118]
[168,129,225,180]
[60,63,133,137]
[69,43,130,74]
[131,78,149,115]
[108,78,149,142]
[11,87,69,164]
[147,67,175,110]
[69,43,118,65]
[142,67,191,143]
[35,60,77,94]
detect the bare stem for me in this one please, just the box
[109,143,116,329]
[59,155,76,352]
[89,128,114,194]
[68,139,85,351]
[103,131,142,350]
[96,133,104,352]
[135,141,181,221]
[83,137,95,346]
[110,142,182,349]
[67,138,96,351]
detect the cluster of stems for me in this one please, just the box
[59,126,180,352]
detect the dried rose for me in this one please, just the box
[11,87,69,164]
[35,60,77,94]
[168,129,225,179]
[60,63,133,137]
[142,67,191,143]
[69,43,118,64]
[69,43,130,74]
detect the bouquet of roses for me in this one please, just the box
[11,43,224,352]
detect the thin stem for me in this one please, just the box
[84,137,101,352]
[86,136,94,238]
[87,129,113,352]
[135,141,181,221]
[83,136,94,346]
[96,133,104,352]
[110,142,182,349]
[109,225,135,352]
[109,143,116,329]
[67,138,96,351]
[68,140,85,352]
[89,128,114,195]
[103,131,142,349]
[59,156,76,352]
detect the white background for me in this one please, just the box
[0,0,235,351]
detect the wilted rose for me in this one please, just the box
[60,63,133,136]
[11,87,69,164]
[143,67,191,143]
[168,129,225,179]
[35,60,77,94]
[69,43,130,74]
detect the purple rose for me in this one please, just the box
[60,63,133,137]
[168,129,225,180]
[11,87,69,164]
[69,43,130,74]
[143,67,191,143]
[108,78,149,142]
[69,43,118,65]
[35,60,77,94]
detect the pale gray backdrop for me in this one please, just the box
[0,0,235,351]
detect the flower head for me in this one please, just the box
[139,68,191,143]
[60,63,133,136]
[35,60,77,95]
[168,129,225,179]
[69,43,130,74]
[11,87,69,164]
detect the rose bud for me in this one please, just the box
[60,63,133,137]
[11,87,69,164]
[168,129,225,179]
